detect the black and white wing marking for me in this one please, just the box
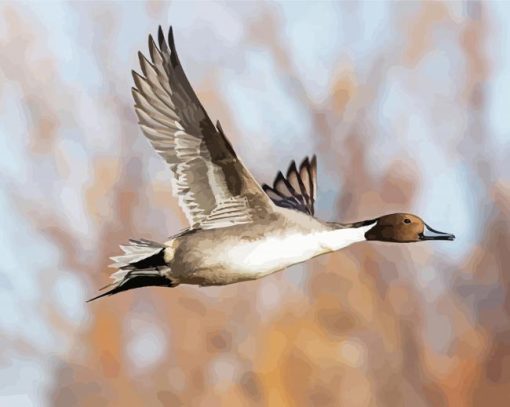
[132,27,272,230]
[262,156,317,216]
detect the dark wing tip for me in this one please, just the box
[158,25,164,43]
[286,160,297,177]
[148,34,159,59]
[158,25,168,53]
[131,69,144,88]
[137,51,148,75]
[168,26,175,51]
[274,171,286,186]
[310,155,317,172]
[167,26,179,67]
[299,156,310,171]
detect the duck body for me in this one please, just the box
[167,207,372,286]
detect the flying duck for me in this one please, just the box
[88,27,455,302]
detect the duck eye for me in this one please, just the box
[404,219,411,224]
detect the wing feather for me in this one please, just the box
[262,155,318,215]
[133,26,272,228]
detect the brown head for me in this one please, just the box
[364,213,455,243]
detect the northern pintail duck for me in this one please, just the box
[88,27,455,302]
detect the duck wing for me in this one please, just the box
[133,26,273,230]
[262,156,317,216]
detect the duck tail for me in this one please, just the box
[87,239,177,302]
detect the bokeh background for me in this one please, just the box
[1,1,510,406]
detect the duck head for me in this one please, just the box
[364,213,455,243]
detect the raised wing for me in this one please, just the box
[132,27,272,229]
[262,156,317,216]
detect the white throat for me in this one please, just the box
[317,223,373,251]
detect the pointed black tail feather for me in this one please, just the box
[88,239,176,302]
[87,273,175,302]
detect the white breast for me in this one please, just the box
[219,225,371,279]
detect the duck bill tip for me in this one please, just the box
[420,223,455,241]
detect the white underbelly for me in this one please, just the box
[216,224,374,281]
[218,234,328,279]
[188,226,372,285]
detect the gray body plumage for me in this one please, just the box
[167,206,331,286]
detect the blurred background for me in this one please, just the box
[1,1,509,406]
